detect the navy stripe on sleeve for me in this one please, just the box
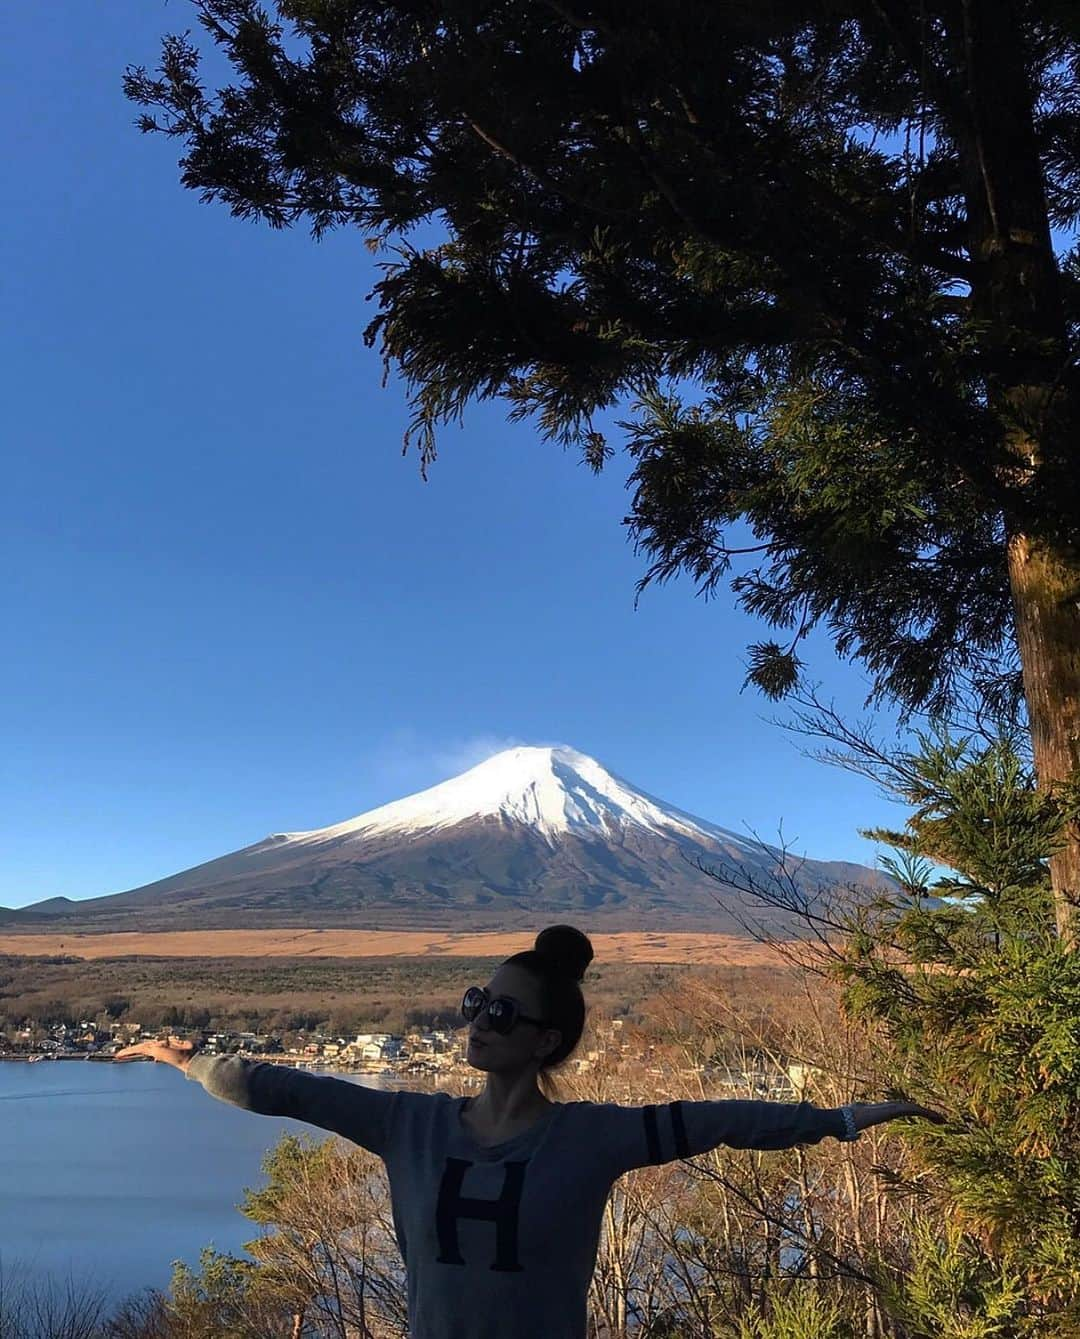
[642,1105,661,1165]
[670,1101,689,1158]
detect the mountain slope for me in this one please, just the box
[8,747,896,934]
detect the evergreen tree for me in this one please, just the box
[124,2,1080,939]
[238,1130,407,1337]
[827,726,1080,1337]
[736,1287,858,1339]
[165,1247,272,1338]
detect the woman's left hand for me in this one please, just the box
[849,1100,948,1132]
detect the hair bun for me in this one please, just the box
[534,925,594,983]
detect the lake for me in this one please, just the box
[0,1058,397,1307]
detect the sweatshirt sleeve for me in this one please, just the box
[589,1098,853,1179]
[185,1054,396,1158]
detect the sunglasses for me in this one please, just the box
[461,986,548,1035]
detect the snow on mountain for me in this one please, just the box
[274,745,759,852]
[9,743,899,934]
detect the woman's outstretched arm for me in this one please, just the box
[586,1095,947,1179]
[115,1036,398,1158]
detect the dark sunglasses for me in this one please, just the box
[461,986,547,1035]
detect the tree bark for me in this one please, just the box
[946,0,1080,947]
[1006,532,1080,945]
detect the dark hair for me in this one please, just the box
[502,925,594,1095]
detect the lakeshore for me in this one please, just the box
[1,1053,485,1085]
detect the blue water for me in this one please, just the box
[0,1059,391,1305]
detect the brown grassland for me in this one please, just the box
[0,929,793,965]
[0,931,805,1039]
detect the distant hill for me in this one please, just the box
[5,746,902,935]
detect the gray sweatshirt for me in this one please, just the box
[186,1054,856,1339]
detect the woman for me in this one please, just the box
[116,924,946,1339]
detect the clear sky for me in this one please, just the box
[2,2,928,908]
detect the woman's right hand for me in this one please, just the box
[114,1035,198,1071]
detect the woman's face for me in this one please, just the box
[464,965,562,1075]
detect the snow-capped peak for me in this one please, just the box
[277,745,740,848]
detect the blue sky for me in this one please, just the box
[2,3,935,908]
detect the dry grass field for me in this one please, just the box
[0,928,795,966]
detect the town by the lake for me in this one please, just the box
[2,1014,818,1104]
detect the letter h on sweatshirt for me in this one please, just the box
[435,1159,527,1271]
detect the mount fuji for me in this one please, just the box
[9,746,896,934]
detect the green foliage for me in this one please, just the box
[124,1,1080,727]
[166,1247,263,1339]
[238,1129,345,1228]
[734,1285,857,1339]
[238,1129,405,1337]
[870,1217,1028,1339]
[831,724,1080,1335]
